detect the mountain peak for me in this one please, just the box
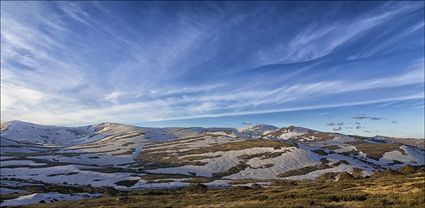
[237,124,278,132]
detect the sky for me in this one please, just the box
[1,1,424,138]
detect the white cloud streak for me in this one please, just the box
[1,1,424,125]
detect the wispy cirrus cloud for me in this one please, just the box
[0,1,424,128]
[333,127,342,131]
[257,1,423,65]
[327,122,344,126]
[352,115,384,120]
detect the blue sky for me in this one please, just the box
[1,1,424,138]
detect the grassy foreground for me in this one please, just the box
[15,171,425,208]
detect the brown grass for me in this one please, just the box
[182,139,292,155]
[20,172,425,208]
[355,143,402,160]
[322,145,340,150]
[138,139,292,170]
[114,180,139,187]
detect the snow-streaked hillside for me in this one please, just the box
[237,124,278,138]
[1,121,106,145]
[1,120,424,206]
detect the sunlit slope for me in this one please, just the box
[1,121,424,191]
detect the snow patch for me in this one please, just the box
[1,192,101,206]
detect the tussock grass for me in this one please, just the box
[114,180,138,187]
[354,143,403,160]
[138,139,292,170]
[21,171,425,208]
[182,139,292,155]
[322,145,340,150]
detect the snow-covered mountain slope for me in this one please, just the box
[1,121,105,145]
[1,120,424,195]
[237,124,278,138]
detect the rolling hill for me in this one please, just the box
[1,121,424,206]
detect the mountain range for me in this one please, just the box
[1,120,424,206]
